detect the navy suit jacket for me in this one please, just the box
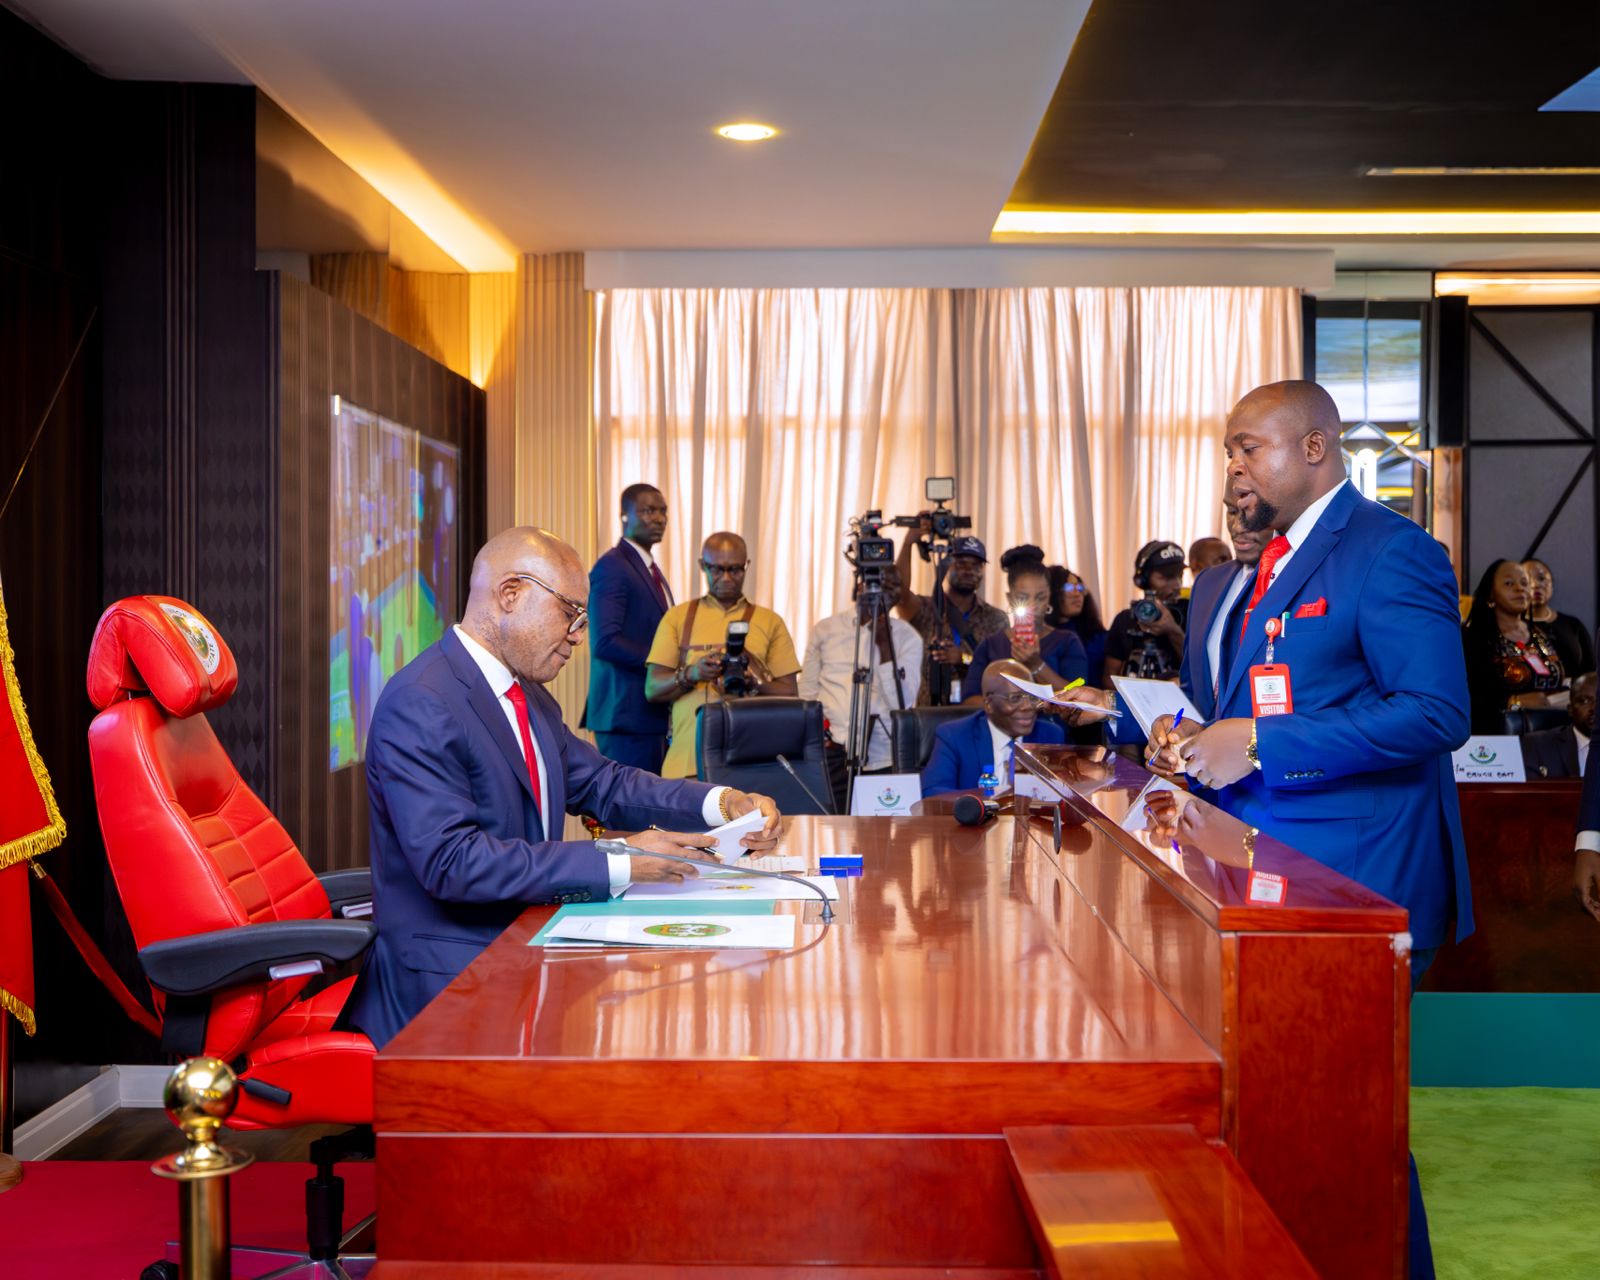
[1581,715,1600,835]
[584,540,670,735]
[345,628,712,1046]
[921,709,1067,797]
[1204,483,1473,949]
[1180,561,1251,721]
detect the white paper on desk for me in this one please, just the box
[1110,676,1205,739]
[545,914,797,949]
[714,853,806,874]
[1000,672,1120,719]
[702,807,766,859]
[622,874,839,902]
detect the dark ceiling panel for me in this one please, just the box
[1010,1,1600,211]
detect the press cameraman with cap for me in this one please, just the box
[1103,540,1189,681]
[894,525,1007,704]
[644,532,800,778]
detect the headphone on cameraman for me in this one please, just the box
[1133,540,1184,590]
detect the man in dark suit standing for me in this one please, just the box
[1150,380,1472,1280]
[346,526,781,1047]
[585,484,674,771]
[1522,671,1594,778]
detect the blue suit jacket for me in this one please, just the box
[1581,710,1600,834]
[583,540,670,735]
[345,629,712,1046]
[921,709,1067,797]
[1180,561,1251,721]
[1205,484,1473,949]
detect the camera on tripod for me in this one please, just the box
[846,511,897,602]
[889,477,971,555]
[720,621,753,696]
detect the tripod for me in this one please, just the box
[843,583,907,808]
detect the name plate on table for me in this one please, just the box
[1452,735,1527,783]
[850,773,921,816]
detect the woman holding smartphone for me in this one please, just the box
[963,545,1088,702]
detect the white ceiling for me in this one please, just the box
[14,0,1091,270]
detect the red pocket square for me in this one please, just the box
[1294,598,1327,618]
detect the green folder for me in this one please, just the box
[529,898,777,946]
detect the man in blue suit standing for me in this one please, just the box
[922,659,1068,795]
[1179,479,1274,721]
[585,484,674,771]
[1151,380,1471,1280]
[346,526,781,1048]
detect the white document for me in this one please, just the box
[849,772,921,816]
[702,807,766,859]
[1452,736,1527,784]
[1110,676,1206,739]
[545,913,798,949]
[623,874,839,902]
[1001,672,1120,719]
[715,853,806,874]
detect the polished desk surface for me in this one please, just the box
[380,814,1217,1136]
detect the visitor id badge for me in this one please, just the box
[1247,869,1288,905]
[1525,650,1551,677]
[1249,663,1293,717]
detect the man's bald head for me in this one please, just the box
[1572,671,1596,736]
[981,659,1041,737]
[1225,380,1348,534]
[700,531,750,604]
[462,527,588,684]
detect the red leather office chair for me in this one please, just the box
[86,595,377,1277]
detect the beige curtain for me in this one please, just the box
[593,289,955,651]
[592,285,1299,653]
[959,286,1302,604]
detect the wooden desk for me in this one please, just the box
[1422,779,1594,992]
[374,749,1408,1277]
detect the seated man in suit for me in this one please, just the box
[921,659,1067,796]
[585,483,674,771]
[346,526,782,1048]
[1523,671,1594,778]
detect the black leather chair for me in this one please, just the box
[1502,706,1570,735]
[889,705,974,773]
[696,697,834,814]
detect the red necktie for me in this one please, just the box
[1239,535,1292,645]
[503,682,544,815]
[650,561,672,609]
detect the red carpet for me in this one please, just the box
[0,1159,376,1278]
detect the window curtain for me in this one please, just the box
[958,286,1302,606]
[593,285,1300,652]
[593,288,955,650]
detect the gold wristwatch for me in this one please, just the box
[1245,719,1261,771]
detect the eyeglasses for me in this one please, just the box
[509,573,588,635]
[700,561,748,578]
[1060,582,1086,594]
[984,692,1039,709]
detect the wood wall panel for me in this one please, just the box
[274,273,485,871]
[470,272,518,535]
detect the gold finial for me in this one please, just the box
[152,1058,253,1180]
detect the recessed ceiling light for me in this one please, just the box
[1366,166,1600,177]
[716,122,779,143]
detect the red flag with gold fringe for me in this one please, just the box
[0,576,66,1036]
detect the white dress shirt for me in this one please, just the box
[454,626,730,893]
[987,719,1018,784]
[1269,479,1349,583]
[1205,563,1256,695]
[1577,728,1591,778]
[798,611,923,770]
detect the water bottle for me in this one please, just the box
[978,769,1000,800]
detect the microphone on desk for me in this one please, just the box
[952,794,1000,826]
[775,754,837,815]
[594,840,836,922]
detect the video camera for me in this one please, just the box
[846,511,897,604]
[889,476,971,556]
[721,620,753,697]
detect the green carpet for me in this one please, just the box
[1413,1088,1600,1279]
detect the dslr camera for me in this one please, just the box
[720,620,753,697]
